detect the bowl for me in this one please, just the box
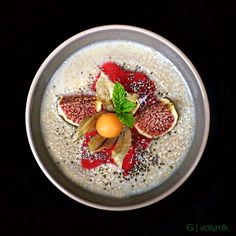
[25,25,210,210]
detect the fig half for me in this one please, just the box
[135,98,178,138]
[57,95,102,126]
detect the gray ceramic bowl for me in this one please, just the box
[26,25,210,210]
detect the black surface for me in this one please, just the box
[2,0,236,235]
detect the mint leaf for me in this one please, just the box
[121,101,136,113]
[112,82,136,128]
[112,82,126,112]
[117,113,135,128]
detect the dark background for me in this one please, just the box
[1,0,236,235]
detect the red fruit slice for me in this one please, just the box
[57,95,102,126]
[135,98,178,138]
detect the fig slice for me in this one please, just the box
[88,134,107,152]
[77,112,104,140]
[95,72,140,113]
[112,127,132,168]
[57,95,102,126]
[95,137,118,152]
[135,98,178,138]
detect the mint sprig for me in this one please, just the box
[121,101,136,113]
[112,82,136,128]
[117,113,135,128]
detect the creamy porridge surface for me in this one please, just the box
[40,40,195,198]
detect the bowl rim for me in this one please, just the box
[25,24,210,211]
